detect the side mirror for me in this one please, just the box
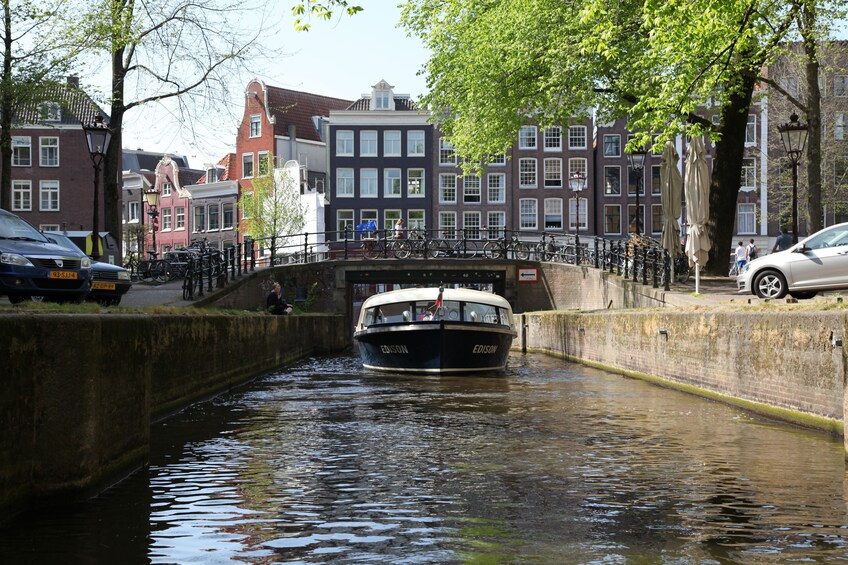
[793,244,808,253]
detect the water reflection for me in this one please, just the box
[2,353,848,563]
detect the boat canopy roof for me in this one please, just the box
[361,287,512,311]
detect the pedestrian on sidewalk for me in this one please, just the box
[772,228,793,253]
[746,238,758,261]
[733,241,748,272]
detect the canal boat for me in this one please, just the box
[354,286,517,374]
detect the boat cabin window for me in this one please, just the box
[363,302,410,325]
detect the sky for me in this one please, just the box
[106,2,428,170]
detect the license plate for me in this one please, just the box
[91,281,116,290]
[50,271,78,280]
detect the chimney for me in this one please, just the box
[67,75,79,89]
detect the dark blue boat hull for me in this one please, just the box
[354,322,516,374]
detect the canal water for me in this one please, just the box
[3,352,848,563]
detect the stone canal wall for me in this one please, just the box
[0,313,349,518]
[521,310,847,436]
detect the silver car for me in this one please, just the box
[737,222,848,299]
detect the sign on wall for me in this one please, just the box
[518,268,538,283]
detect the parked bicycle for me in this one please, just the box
[428,231,481,258]
[361,231,411,259]
[125,250,170,283]
[483,234,530,260]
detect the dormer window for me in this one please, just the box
[206,167,219,183]
[38,102,62,122]
[370,79,395,111]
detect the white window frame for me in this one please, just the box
[384,131,402,157]
[360,130,377,156]
[439,138,456,166]
[603,134,621,157]
[463,211,482,239]
[568,126,587,150]
[257,151,271,176]
[835,112,846,141]
[360,168,378,198]
[519,126,537,150]
[439,173,457,203]
[193,206,206,233]
[336,130,354,156]
[568,197,587,230]
[741,158,756,191]
[408,168,425,197]
[487,211,506,239]
[39,137,59,167]
[543,127,562,151]
[407,130,426,156]
[745,114,757,145]
[519,158,537,188]
[162,182,172,197]
[544,197,563,230]
[128,201,140,223]
[12,136,31,167]
[439,211,457,238]
[249,114,261,138]
[336,168,354,197]
[12,180,31,211]
[519,198,538,230]
[569,158,588,180]
[834,75,848,97]
[242,153,254,178]
[604,165,621,195]
[408,209,425,234]
[39,180,59,211]
[463,175,481,204]
[223,203,234,229]
[337,210,354,236]
[384,168,402,197]
[175,207,185,229]
[162,208,172,231]
[487,173,506,203]
[604,204,622,235]
[738,203,756,234]
[544,158,562,188]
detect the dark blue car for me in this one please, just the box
[0,208,92,303]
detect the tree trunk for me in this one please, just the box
[103,45,125,255]
[802,7,822,234]
[705,71,758,275]
[1,1,13,211]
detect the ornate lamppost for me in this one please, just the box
[777,113,809,244]
[144,186,161,255]
[627,147,647,235]
[82,115,112,259]
[569,171,586,251]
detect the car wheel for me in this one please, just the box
[788,290,818,300]
[753,270,788,299]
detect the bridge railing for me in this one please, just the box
[242,228,672,292]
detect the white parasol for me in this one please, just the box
[683,136,711,293]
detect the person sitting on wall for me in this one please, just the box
[266,282,293,315]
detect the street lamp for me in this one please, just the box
[82,114,112,259]
[569,171,587,252]
[777,112,809,244]
[627,147,647,235]
[144,186,161,255]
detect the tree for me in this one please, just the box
[400,0,813,274]
[78,0,278,255]
[1,0,82,209]
[240,161,307,256]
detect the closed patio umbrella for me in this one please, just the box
[660,141,683,270]
[684,136,711,293]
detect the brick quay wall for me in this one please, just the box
[0,313,350,518]
[520,309,847,440]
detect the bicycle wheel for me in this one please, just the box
[483,241,503,259]
[461,240,480,259]
[363,240,380,260]
[514,242,530,260]
[152,260,170,283]
[425,239,443,258]
[535,243,549,262]
[392,239,412,259]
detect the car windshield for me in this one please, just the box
[803,225,848,250]
[0,213,48,242]
[45,233,82,253]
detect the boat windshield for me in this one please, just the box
[363,299,512,327]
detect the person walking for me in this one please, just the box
[746,238,758,261]
[772,228,793,253]
[733,241,748,274]
[266,282,292,315]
